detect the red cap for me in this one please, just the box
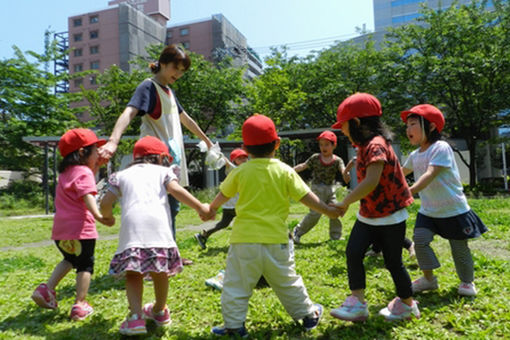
[58,128,106,157]
[133,136,172,160]
[401,104,445,133]
[242,114,279,146]
[332,93,382,129]
[230,148,248,162]
[317,130,337,145]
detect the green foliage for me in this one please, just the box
[0,197,509,339]
[381,0,510,185]
[0,180,45,216]
[0,35,80,172]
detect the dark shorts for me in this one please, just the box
[55,239,96,274]
[415,210,488,240]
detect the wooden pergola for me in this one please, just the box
[23,129,349,215]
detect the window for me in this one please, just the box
[89,15,99,24]
[73,49,82,57]
[90,30,99,39]
[90,61,100,70]
[74,64,83,72]
[166,30,172,39]
[74,78,83,87]
[90,45,99,54]
[73,18,82,27]
[181,41,190,49]
[90,76,97,85]
[74,33,82,42]
[180,28,189,36]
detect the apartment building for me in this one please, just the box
[166,14,263,80]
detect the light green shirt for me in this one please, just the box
[220,158,310,244]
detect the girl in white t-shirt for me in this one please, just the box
[401,104,487,297]
[100,136,210,336]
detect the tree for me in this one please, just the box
[0,36,80,172]
[381,0,510,185]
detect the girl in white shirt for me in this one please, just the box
[401,104,488,297]
[100,136,209,336]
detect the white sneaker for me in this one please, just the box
[330,295,369,322]
[379,297,420,321]
[458,282,477,296]
[412,276,438,293]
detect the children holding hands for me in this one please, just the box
[100,136,210,335]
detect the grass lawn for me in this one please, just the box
[0,197,509,339]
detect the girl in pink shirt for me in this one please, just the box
[31,128,114,321]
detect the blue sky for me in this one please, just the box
[0,0,374,60]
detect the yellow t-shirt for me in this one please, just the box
[220,158,310,243]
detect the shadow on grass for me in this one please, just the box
[197,246,230,257]
[0,305,117,339]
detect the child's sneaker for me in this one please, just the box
[205,270,225,291]
[379,297,420,321]
[119,313,147,336]
[330,295,369,322]
[407,242,416,257]
[142,302,171,327]
[302,303,323,331]
[31,283,57,309]
[412,276,438,293]
[194,232,207,249]
[211,324,248,338]
[458,282,477,296]
[292,228,301,244]
[70,301,93,321]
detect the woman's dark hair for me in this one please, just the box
[58,145,95,173]
[149,44,191,74]
[407,114,442,144]
[244,141,277,158]
[348,116,394,146]
[130,154,171,167]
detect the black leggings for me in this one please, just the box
[372,237,412,253]
[346,220,412,299]
[203,208,236,238]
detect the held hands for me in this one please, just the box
[97,214,115,226]
[324,205,342,219]
[197,203,216,221]
[333,201,350,217]
[97,142,117,166]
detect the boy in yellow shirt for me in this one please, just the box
[207,114,341,337]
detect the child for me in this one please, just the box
[400,104,488,296]
[100,136,210,336]
[194,148,249,249]
[208,114,341,336]
[31,128,114,321]
[328,93,420,322]
[292,130,347,243]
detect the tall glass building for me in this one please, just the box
[373,0,495,31]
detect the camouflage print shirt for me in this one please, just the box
[306,153,345,185]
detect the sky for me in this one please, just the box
[0,0,374,60]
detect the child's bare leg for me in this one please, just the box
[150,272,169,312]
[47,260,73,291]
[75,271,91,303]
[126,271,144,315]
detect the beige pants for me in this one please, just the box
[294,183,343,239]
[221,243,314,328]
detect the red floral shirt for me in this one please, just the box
[356,136,413,218]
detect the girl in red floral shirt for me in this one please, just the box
[329,93,419,322]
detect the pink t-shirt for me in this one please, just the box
[52,165,98,240]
